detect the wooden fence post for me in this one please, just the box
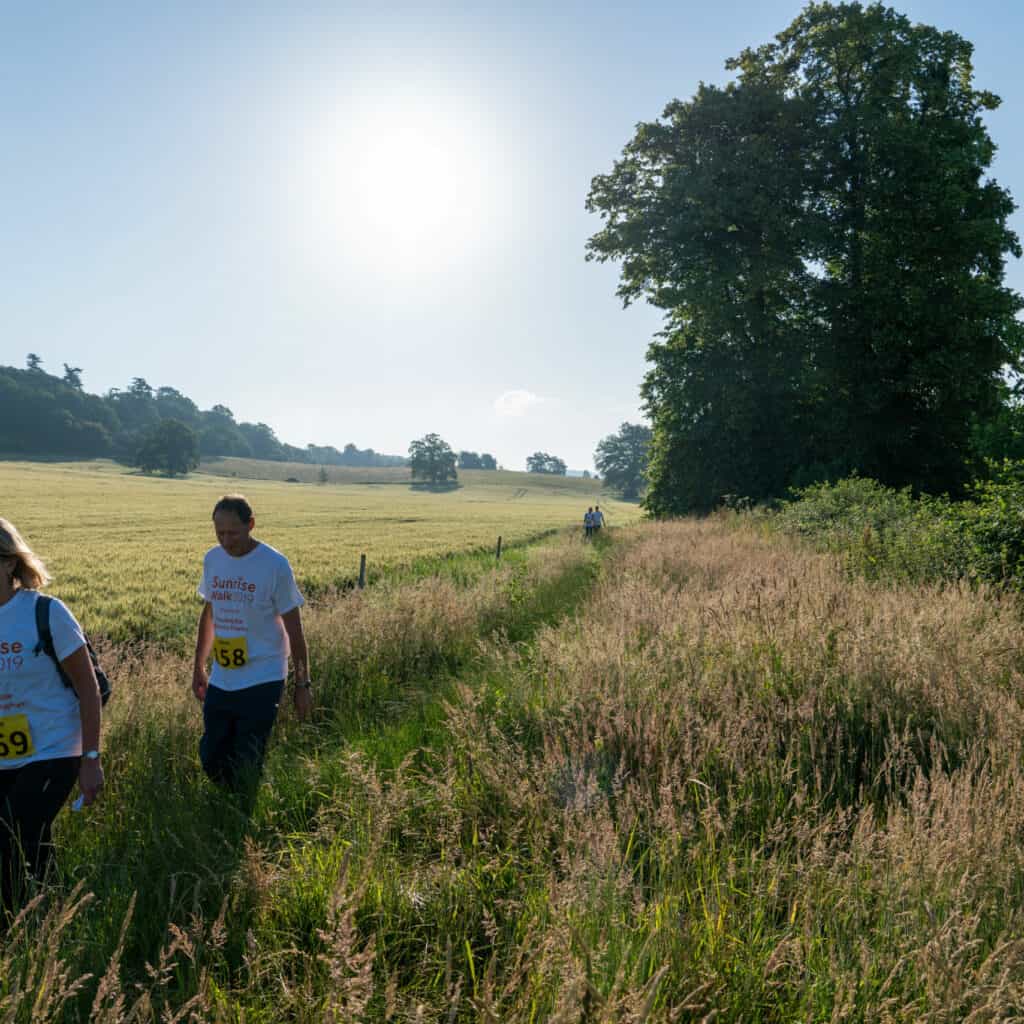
[495,536,502,561]
[358,553,367,589]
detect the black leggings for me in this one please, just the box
[0,757,79,913]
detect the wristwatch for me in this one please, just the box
[83,749,101,760]
[295,679,312,689]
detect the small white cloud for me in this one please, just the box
[494,389,542,417]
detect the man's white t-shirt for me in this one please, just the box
[0,590,85,769]
[198,542,304,692]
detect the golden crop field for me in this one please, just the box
[1,458,638,643]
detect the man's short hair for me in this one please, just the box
[213,494,254,522]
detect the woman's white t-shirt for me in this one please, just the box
[197,541,304,692]
[0,590,85,769]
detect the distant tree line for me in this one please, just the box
[457,451,497,470]
[0,357,407,468]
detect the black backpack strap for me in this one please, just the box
[34,594,71,686]
[34,594,53,657]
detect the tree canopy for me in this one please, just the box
[409,433,458,485]
[595,422,652,500]
[526,452,567,475]
[457,451,499,471]
[135,419,200,476]
[588,1,1023,514]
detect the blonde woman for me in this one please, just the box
[0,518,103,912]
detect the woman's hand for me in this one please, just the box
[78,757,104,806]
[61,644,104,807]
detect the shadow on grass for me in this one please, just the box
[49,719,273,1002]
[409,481,462,492]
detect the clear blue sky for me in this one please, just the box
[2,1,1022,471]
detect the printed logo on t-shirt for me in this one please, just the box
[0,638,25,674]
[210,575,258,605]
[0,594,83,764]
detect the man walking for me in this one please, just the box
[192,495,311,792]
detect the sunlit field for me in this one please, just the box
[1,459,638,643]
[6,513,1024,1021]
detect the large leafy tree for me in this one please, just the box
[526,452,567,475]
[588,2,1022,514]
[595,423,652,500]
[409,433,458,485]
[136,419,200,476]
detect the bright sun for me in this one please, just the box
[305,87,494,275]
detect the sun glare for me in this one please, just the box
[302,86,495,278]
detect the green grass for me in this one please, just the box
[8,530,614,1021]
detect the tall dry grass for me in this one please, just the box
[413,519,1024,1019]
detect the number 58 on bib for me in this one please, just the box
[212,635,249,670]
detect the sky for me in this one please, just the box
[3,1,1024,472]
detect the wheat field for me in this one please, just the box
[1,459,637,642]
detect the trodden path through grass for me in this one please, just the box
[1,527,617,1022]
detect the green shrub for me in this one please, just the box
[954,461,1024,583]
[774,476,918,540]
[773,477,972,584]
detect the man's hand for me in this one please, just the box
[79,758,104,806]
[293,684,313,721]
[192,664,209,703]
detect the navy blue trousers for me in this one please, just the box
[200,680,283,792]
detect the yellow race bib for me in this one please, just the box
[212,635,249,670]
[0,713,35,761]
